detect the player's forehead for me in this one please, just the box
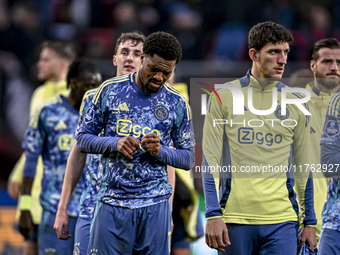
[40,47,58,60]
[78,70,101,82]
[146,54,176,71]
[317,47,340,60]
[117,39,143,52]
[261,41,290,52]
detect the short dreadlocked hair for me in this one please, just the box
[67,58,99,88]
[115,31,146,54]
[248,21,293,51]
[143,31,182,64]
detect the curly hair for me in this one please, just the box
[67,58,99,88]
[143,31,182,64]
[115,31,146,54]
[248,21,293,51]
[310,38,340,61]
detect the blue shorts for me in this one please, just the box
[319,228,340,255]
[38,210,77,255]
[74,217,91,255]
[88,201,171,255]
[219,221,297,255]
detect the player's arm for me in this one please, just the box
[19,151,38,240]
[321,144,340,177]
[54,143,87,240]
[201,92,230,252]
[321,96,340,177]
[7,154,26,200]
[167,164,175,211]
[18,106,46,240]
[167,164,175,232]
[292,105,317,249]
[141,99,195,170]
[76,86,140,158]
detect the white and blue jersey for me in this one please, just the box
[22,95,85,217]
[76,73,195,209]
[320,93,340,232]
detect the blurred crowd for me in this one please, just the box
[1,0,340,185]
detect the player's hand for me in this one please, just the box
[205,218,230,252]
[18,210,34,240]
[7,181,20,200]
[141,133,161,156]
[117,136,140,159]
[54,208,71,240]
[299,226,317,250]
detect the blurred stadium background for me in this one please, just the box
[0,0,338,254]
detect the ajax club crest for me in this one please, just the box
[154,105,168,121]
[274,105,290,120]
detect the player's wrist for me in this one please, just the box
[57,203,68,211]
[19,195,31,211]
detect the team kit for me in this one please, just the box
[12,22,340,255]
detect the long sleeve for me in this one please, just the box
[292,103,317,226]
[202,93,225,219]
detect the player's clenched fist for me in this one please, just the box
[117,136,140,159]
[141,133,161,156]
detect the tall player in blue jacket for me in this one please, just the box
[18,59,102,255]
[76,31,195,255]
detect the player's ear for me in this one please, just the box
[113,55,117,66]
[140,54,145,66]
[310,60,315,72]
[69,78,76,90]
[249,48,258,62]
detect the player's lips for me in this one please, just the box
[275,67,284,73]
[124,65,134,71]
[150,81,161,89]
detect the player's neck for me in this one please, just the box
[135,72,144,91]
[65,93,80,110]
[48,73,67,83]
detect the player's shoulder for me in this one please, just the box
[30,95,63,127]
[83,88,98,102]
[163,82,189,104]
[327,93,340,117]
[30,84,48,103]
[93,74,131,100]
[37,95,63,112]
[102,74,131,89]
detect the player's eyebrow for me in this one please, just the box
[120,47,142,53]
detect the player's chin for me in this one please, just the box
[147,83,162,93]
[270,73,283,80]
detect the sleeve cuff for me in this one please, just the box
[206,216,223,220]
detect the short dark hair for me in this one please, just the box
[310,38,340,61]
[143,31,182,64]
[115,31,146,54]
[248,21,293,51]
[67,58,99,87]
[41,40,76,63]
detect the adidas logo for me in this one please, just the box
[115,102,129,111]
[310,127,316,134]
[54,120,67,130]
